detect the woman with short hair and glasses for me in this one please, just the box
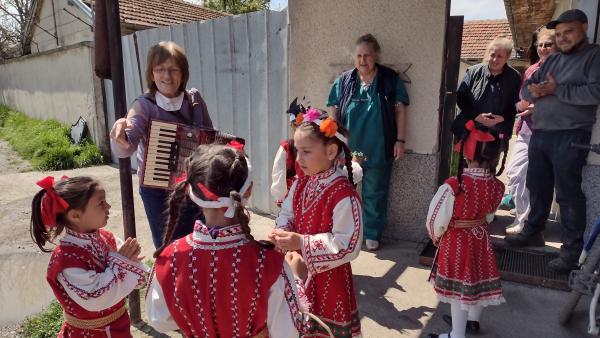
[110,41,213,248]
[505,28,557,235]
[452,36,522,141]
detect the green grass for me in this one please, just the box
[0,105,104,170]
[21,300,63,338]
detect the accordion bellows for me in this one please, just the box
[141,119,244,189]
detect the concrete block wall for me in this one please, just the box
[0,42,108,156]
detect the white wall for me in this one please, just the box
[30,0,92,54]
[0,43,108,155]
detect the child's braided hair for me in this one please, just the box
[154,144,268,258]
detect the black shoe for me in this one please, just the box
[504,231,545,247]
[548,256,577,274]
[442,314,480,334]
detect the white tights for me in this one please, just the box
[440,302,483,338]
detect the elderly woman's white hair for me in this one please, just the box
[483,36,513,63]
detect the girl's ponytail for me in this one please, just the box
[342,143,354,186]
[154,181,188,258]
[456,131,468,193]
[30,190,62,252]
[230,190,273,249]
[495,146,508,177]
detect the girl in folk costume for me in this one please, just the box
[272,100,364,208]
[145,144,305,337]
[426,121,507,338]
[271,97,306,207]
[269,108,363,338]
[31,176,148,338]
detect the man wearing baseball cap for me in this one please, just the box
[505,9,600,273]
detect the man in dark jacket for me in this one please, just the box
[505,9,600,273]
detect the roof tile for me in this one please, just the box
[88,0,230,28]
[461,19,512,59]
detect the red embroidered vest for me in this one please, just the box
[46,229,131,337]
[154,231,287,338]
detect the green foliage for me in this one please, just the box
[0,105,104,170]
[204,0,270,14]
[450,150,460,177]
[21,300,63,338]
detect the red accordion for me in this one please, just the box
[141,119,244,189]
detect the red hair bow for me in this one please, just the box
[227,140,245,152]
[197,182,220,201]
[453,120,496,160]
[175,171,187,184]
[36,176,70,230]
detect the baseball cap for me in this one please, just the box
[547,9,588,29]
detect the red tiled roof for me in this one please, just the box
[87,0,230,28]
[461,19,512,60]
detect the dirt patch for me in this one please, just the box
[0,139,31,174]
[0,322,22,337]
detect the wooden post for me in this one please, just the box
[436,12,464,185]
[105,0,141,323]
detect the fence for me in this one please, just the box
[106,9,289,214]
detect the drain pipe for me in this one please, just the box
[67,0,92,20]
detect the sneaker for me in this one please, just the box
[548,257,577,274]
[505,231,545,247]
[499,194,515,210]
[505,222,524,235]
[365,239,379,251]
[442,314,480,334]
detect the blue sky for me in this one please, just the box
[269,0,507,20]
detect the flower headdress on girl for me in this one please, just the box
[303,107,348,145]
[36,176,70,230]
[453,120,496,160]
[286,97,308,127]
[287,98,348,145]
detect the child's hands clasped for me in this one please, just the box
[118,237,145,262]
[268,229,302,251]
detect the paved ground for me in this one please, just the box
[0,160,590,337]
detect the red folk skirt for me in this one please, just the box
[430,223,504,309]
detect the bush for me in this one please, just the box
[0,106,104,170]
[21,300,63,338]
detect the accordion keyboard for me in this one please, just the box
[144,121,179,188]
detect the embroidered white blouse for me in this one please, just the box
[56,229,149,312]
[425,168,498,243]
[275,167,363,278]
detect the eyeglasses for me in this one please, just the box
[153,67,181,75]
[538,42,554,48]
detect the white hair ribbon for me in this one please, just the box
[187,162,252,218]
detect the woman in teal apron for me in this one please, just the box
[328,34,409,250]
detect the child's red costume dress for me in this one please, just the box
[276,166,363,337]
[426,168,505,309]
[47,228,148,337]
